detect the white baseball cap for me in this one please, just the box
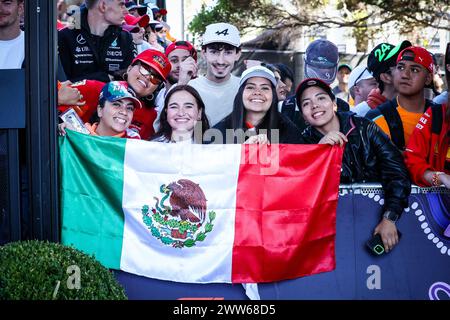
[239,66,277,87]
[348,65,374,89]
[202,23,240,47]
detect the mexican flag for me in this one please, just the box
[60,130,343,284]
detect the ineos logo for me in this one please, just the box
[76,34,86,45]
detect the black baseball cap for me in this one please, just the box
[295,78,335,109]
[367,40,412,78]
[304,39,339,84]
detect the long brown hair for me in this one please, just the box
[152,85,210,143]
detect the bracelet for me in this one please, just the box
[432,171,445,187]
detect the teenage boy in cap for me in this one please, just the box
[153,40,198,131]
[281,39,349,131]
[366,46,437,151]
[404,42,450,189]
[296,78,411,252]
[365,40,412,109]
[58,0,134,82]
[188,22,241,126]
[59,81,142,139]
[348,65,378,116]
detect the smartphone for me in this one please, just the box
[366,231,402,256]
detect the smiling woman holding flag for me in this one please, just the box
[151,85,210,143]
[211,66,304,144]
[59,81,142,139]
[296,78,411,253]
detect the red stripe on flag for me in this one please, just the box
[232,144,343,283]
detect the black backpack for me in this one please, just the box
[378,99,442,150]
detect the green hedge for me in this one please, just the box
[0,240,127,300]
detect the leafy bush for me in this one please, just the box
[0,240,127,300]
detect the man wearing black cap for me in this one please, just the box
[365,41,411,109]
[333,64,352,102]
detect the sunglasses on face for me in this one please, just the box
[137,63,163,85]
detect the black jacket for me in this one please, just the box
[365,97,438,150]
[281,94,350,132]
[209,113,305,144]
[58,6,134,82]
[302,111,411,216]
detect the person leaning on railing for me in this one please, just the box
[404,43,450,189]
[404,102,450,189]
[296,78,411,253]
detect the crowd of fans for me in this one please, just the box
[1,0,449,252]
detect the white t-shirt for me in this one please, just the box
[188,75,240,126]
[0,31,25,69]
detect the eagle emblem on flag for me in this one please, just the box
[142,179,216,248]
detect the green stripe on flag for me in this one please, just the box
[59,130,126,269]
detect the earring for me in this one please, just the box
[144,93,154,102]
[122,72,128,81]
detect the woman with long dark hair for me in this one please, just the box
[211,66,303,144]
[151,85,210,143]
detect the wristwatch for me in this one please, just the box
[383,210,399,224]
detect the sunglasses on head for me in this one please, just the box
[137,62,163,85]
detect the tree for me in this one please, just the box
[188,0,450,50]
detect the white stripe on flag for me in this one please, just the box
[120,141,242,283]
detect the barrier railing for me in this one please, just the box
[115,184,450,300]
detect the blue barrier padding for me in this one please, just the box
[115,187,450,300]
